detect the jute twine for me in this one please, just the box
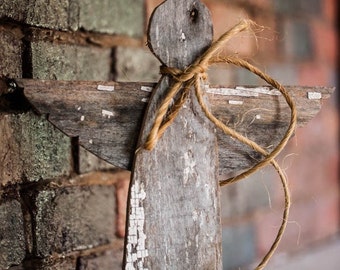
[143,19,297,270]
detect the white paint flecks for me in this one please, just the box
[192,210,198,222]
[97,85,115,92]
[80,115,85,121]
[141,98,149,103]
[180,31,186,41]
[183,151,196,185]
[141,86,153,92]
[89,139,93,144]
[125,182,148,269]
[77,106,82,111]
[255,114,261,120]
[228,100,244,105]
[102,109,114,119]
[308,92,322,100]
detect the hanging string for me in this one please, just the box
[142,19,297,270]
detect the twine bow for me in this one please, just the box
[143,19,297,270]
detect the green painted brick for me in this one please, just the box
[30,41,112,173]
[222,224,256,270]
[11,112,72,182]
[10,0,144,36]
[114,46,160,82]
[31,186,116,257]
[26,0,70,30]
[31,41,112,80]
[0,112,72,185]
[234,68,262,85]
[267,64,299,85]
[0,0,27,21]
[274,0,322,15]
[78,248,123,270]
[78,147,115,174]
[78,0,144,37]
[284,21,313,61]
[0,30,22,77]
[221,169,275,219]
[0,200,25,269]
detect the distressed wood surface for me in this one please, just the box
[124,0,221,269]
[15,79,333,178]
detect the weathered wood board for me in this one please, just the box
[124,0,221,268]
[16,79,333,179]
[0,0,335,268]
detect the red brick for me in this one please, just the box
[203,1,256,57]
[285,102,339,200]
[252,14,279,62]
[298,62,331,86]
[311,19,337,66]
[289,193,339,247]
[145,0,163,22]
[31,185,116,257]
[78,242,124,270]
[323,0,337,23]
[147,1,266,58]
[255,191,339,257]
[115,171,131,238]
[250,0,273,9]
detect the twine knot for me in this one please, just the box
[141,19,297,270]
[160,64,208,83]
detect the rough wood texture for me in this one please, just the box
[124,0,221,268]
[13,79,333,178]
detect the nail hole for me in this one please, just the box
[189,8,199,23]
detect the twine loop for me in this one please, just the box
[142,19,297,270]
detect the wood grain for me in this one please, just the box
[124,0,221,268]
[18,79,333,178]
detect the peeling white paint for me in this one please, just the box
[97,85,115,92]
[126,182,148,269]
[207,86,280,97]
[102,109,114,118]
[236,86,280,96]
[141,86,153,92]
[207,87,258,97]
[228,100,244,105]
[308,92,322,100]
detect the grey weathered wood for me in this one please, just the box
[0,0,334,268]
[14,79,334,179]
[124,0,221,269]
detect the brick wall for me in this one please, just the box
[0,1,143,269]
[0,0,338,269]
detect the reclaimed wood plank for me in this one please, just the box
[16,79,333,179]
[124,0,221,268]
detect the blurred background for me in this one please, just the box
[147,1,339,268]
[0,0,338,269]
